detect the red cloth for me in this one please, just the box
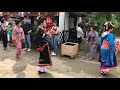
[52,26,58,35]
[115,40,120,55]
[45,27,51,38]
[45,27,51,33]
[101,40,109,49]
[46,16,53,26]
[102,40,120,55]
[37,43,48,52]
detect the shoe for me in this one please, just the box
[23,48,27,51]
[37,67,46,74]
[51,52,54,55]
[90,57,95,60]
[38,71,46,74]
[27,48,31,52]
[90,57,92,60]
[6,48,9,50]
[51,52,56,55]
[100,71,108,75]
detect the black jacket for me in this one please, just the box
[21,22,32,35]
[35,27,53,49]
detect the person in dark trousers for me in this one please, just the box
[76,23,84,48]
[21,16,32,52]
[1,18,11,50]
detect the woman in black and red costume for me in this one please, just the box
[35,17,52,73]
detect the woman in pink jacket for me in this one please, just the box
[12,20,25,59]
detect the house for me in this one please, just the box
[0,12,89,45]
[58,12,88,44]
[0,12,59,24]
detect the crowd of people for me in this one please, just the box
[0,16,59,73]
[0,15,120,75]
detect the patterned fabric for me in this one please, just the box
[101,40,110,49]
[102,39,120,55]
[115,40,120,55]
[99,32,119,70]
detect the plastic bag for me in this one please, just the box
[7,34,10,42]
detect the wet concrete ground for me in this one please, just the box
[0,38,120,78]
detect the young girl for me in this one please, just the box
[12,20,25,59]
[7,23,14,47]
[50,20,59,55]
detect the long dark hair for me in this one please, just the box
[53,20,58,27]
[15,19,21,25]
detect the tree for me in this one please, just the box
[90,12,120,36]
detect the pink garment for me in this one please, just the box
[16,48,21,56]
[12,26,25,56]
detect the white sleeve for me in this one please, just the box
[79,28,84,35]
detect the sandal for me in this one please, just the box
[100,71,108,75]
[38,71,46,74]
[16,55,21,59]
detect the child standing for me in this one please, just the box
[12,20,25,59]
[50,20,59,56]
[7,23,14,47]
